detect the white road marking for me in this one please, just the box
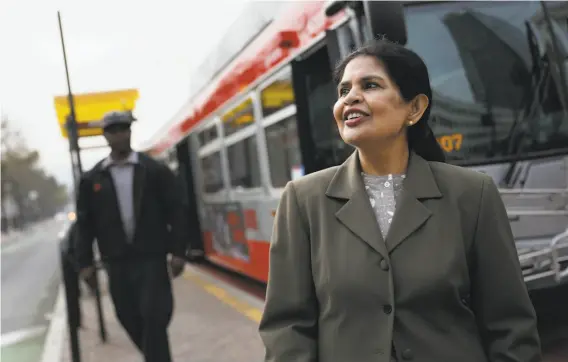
[0,325,47,347]
[39,285,66,362]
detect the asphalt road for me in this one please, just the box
[1,218,69,362]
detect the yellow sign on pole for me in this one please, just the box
[54,88,139,138]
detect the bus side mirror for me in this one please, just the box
[362,1,407,45]
[325,0,349,17]
[324,1,408,46]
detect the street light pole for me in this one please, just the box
[57,11,83,191]
[57,13,107,362]
[57,13,83,362]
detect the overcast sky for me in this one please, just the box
[0,0,250,188]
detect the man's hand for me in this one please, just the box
[169,256,185,278]
[79,266,96,280]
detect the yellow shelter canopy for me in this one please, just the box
[54,89,139,138]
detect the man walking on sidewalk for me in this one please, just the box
[75,111,187,362]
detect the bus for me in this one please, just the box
[142,1,568,291]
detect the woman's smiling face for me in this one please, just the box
[332,55,416,148]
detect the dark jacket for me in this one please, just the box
[259,150,541,362]
[75,153,187,269]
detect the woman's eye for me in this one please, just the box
[339,87,350,96]
[364,82,379,89]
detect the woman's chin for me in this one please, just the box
[340,130,370,147]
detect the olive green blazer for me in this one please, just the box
[259,150,540,362]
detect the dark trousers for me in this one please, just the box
[106,257,174,362]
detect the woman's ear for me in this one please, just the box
[407,94,429,126]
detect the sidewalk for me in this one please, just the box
[57,265,265,362]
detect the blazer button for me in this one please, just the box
[380,259,390,271]
[402,348,414,360]
[383,304,393,314]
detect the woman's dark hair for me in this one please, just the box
[333,38,446,163]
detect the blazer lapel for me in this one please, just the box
[385,151,442,253]
[326,152,389,258]
[93,166,124,227]
[96,167,119,206]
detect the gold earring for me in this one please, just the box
[408,121,414,126]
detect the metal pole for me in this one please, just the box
[57,13,83,362]
[57,11,107,348]
[61,248,82,362]
[92,269,107,342]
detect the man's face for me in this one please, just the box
[103,123,131,153]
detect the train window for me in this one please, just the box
[265,116,303,188]
[260,71,295,118]
[197,125,218,147]
[226,136,261,189]
[405,1,568,164]
[222,97,255,137]
[199,152,224,193]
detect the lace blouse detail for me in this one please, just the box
[361,173,406,239]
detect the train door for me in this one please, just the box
[176,137,205,260]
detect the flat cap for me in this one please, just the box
[101,111,135,129]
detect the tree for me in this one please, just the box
[1,115,69,230]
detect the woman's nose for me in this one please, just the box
[343,88,362,105]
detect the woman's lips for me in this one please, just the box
[345,115,367,127]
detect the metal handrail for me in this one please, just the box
[502,188,568,284]
[508,210,568,217]
[517,227,568,284]
[550,228,568,282]
[503,187,568,218]
[499,188,568,195]
[518,248,552,262]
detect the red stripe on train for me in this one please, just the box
[203,231,270,283]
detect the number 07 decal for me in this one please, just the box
[437,133,463,153]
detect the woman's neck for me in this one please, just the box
[358,138,409,176]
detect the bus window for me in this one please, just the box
[222,97,255,137]
[199,152,224,193]
[197,125,218,147]
[260,72,295,118]
[226,136,262,189]
[405,1,568,164]
[265,116,303,187]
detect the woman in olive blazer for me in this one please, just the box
[259,39,541,362]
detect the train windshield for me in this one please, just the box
[404,1,568,165]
